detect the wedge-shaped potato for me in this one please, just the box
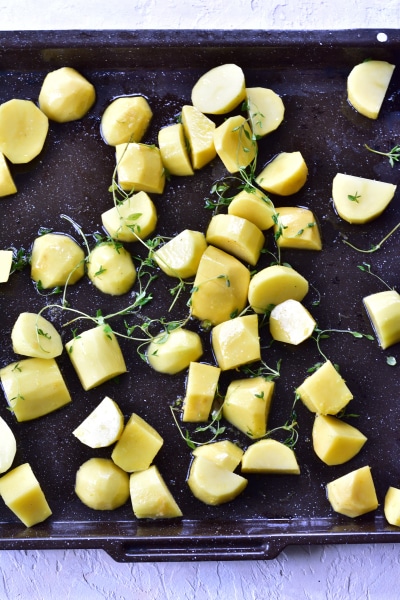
[246,87,285,137]
[87,242,136,296]
[248,264,309,315]
[347,60,395,119]
[11,312,63,359]
[326,465,378,518]
[312,414,367,466]
[332,173,396,224]
[72,396,124,448]
[0,250,13,283]
[363,289,400,350]
[191,245,250,325]
[30,233,85,288]
[0,152,16,197]
[153,229,207,279]
[206,214,264,266]
[222,376,274,439]
[274,206,322,250]
[269,299,316,345]
[0,99,48,164]
[0,463,52,527]
[158,122,194,176]
[384,486,400,527]
[0,357,71,422]
[228,187,275,230]
[116,142,165,194]
[111,413,163,473]
[39,67,95,122]
[213,115,257,173]
[187,456,247,505]
[181,105,216,169]
[191,63,246,115]
[75,458,129,510]
[147,327,203,375]
[101,95,152,145]
[0,416,16,474]
[296,360,353,415]
[241,439,300,474]
[130,465,182,519]
[101,191,157,242]
[192,440,243,471]
[182,361,221,422]
[212,314,260,371]
[65,325,127,391]
[256,151,308,196]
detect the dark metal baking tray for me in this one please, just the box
[0,29,399,562]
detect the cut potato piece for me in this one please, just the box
[248,264,309,315]
[153,229,207,279]
[213,115,257,173]
[130,465,182,519]
[65,325,127,391]
[0,99,48,164]
[228,187,275,230]
[312,414,367,466]
[296,360,353,416]
[11,312,63,358]
[187,456,247,505]
[30,233,85,288]
[182,361,221,422]
[241,439,300,474]
[256,151,308,196]
[0,152,16,197]
[0,357,71,422]
[111,413,163,473]
[181,105,216,170]
[116,142,165,194]
[206,214,265,266]
[147,327,203,375]
[101,191,157,243]
[246,87,285,137]
[87,242,136,296]
[274,206,322,250]
[158,122,194,176]
[269,299,316,345]
[0,463,52,527]
[326,465,378,518]
[191,245,250,326]
[101,95,152,145]
[212,314,260,371]
[39,67,95,122]
[384,487,400,527]
[192,441,244,471]
[0,416,17,474]
[363,289,400,349]
[332,173,396,224]
[75,458,129,510]
[347,60,395,119]
[222,376,274,439]
[72,396,124,448]
[191,63,246,115]
[0,250,13,283]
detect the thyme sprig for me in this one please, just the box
[313,327,374,362]
[170,402,226,449]
[357,262,393,290]
[365,143,400,167]
[341,220,400,254]
[240,358,282,381]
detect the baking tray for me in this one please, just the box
[0,29,399,562]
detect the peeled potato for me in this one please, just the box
[246,87,285,137]
[384,487,400,527]
[101,95,152,145]
[0,99,48,164]
[347,60,395,119]
[158,122,194,176]
[191,63,246,115]
[72,396,124,448]
[296,360,353,416]
[116,142,165,194]
[87,242,136,296]
[213,114,257,173]
[181,104,216,170]
[30,233,85,288]
[192,441,243,471]
[130,465,182,519]
[256,151,308,196]
[147,327,203,375]
[187,456,248,505]
[153,229,207,279]
[332,173,396,224]
[228,188,275,231]
[326,465,378,518]
[39,66,95,122]
[0,415,17,474]
[241,439,300,474]
[0,250,13,283]
[248,264,309,315]
[11,312,63,358]
[75,458,129,510]
[363,289,400,349]
[273,206,322,250]
[101,191,158,243]
[205,213,265,266]
[0,151,17,197]
[312,414,367,466]
[269,299,316,345]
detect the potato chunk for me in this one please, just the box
[274,206,322,250]
[187,456,247,505]
[111,413,163,473]
[256,151,308,196]
[192,440,243,471]
[248,264,309,315]
[312,414,367,466]
[30,233,85,288]
[181,104,216,169]
[332,173,396,224]
[384,487,400,527]
[87,242,136,296]
[205,213,265,266]
[72,396,125,448]
[0,416,17,474]
[130,465,182,519]
[0,249,13,283]
[228,188,275,231]
[147,327,203,375]
[101,95,152,145]
[246,87,285,137]
[75,458,129,510]
[363,290,400,349]
[182,361,221,422]
[213,115,257,173]
[116,142,165,194]
[212,314,260,371]
[153,229,207,279]
[39,67,95,122]
[326,465,378,518]
[101,191,157,242]
[0,151,17,197]
[347,60,395,119]
[11,312,63,358]
[241,439,300,474]
[0,99,48,164]
[158,122,194,176]
[222,376,274,438]
[191,63,246,115]
[296,360,353,415]
[269,299,316,345]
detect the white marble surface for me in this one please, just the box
[1,1,400,598]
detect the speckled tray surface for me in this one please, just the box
[0,29,399,561]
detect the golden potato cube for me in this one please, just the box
[181,104,216,170]
[269,299,316,345]
[130,465,182,519]
[101,191,157,242]
[296,360,353,415]
[222,376,274,438]
[116,142,165,194]
[158,122,194,176]
[248,264,309,315]
[228,188,275,231]
[0,249,13,283]
[192,440,244,471]
[11,312,63,359]
[0,415,16,474]
[312,414,367,465]
[246,87,285,138]
[87,242,136,295]
[75,458,130,511]
[30,233,85,288]
[384,486,400,527]
[0,463,52,527]
[111,413,163,473]
[213,115,257,174]
[363,290,400,350]
[187,456,247,505]
[0,98,48,164]
[182,361,221,422]
[153,229,207,279]
[256,151,308,196]
[65,326,127,391]
[191,63,246,115]
[241,439,300,474]
[147,327,203,375]
[0,357,71,422]
[0,152,16,197]
[212,314,260,371]
[347,60,395,119]
[191,245,250,325]
[326,465,378,518]
[101,95,152,145]
[72,396,125,449]
[39,66,95,122]
[206,213,265,266]
[274,206,322,250]
[332,173,396,224]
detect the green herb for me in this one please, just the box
[10,247,31,273]
[341,221,400,254]
[357,262,393,290]
[313,327,374,362]
[170,402,226,449]
[348,191,361,203]
[240,359,282,381]
[365,143,400,167]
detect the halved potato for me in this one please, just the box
[347,60,395,119]
[363,289,400,349]
[0,250,13,283]
[101,191,157,243]
[269,299,316,345]
[11,312,63,359]
[205,213,264,266]
[248,264,309,315]
[130,465,182,519]
[158,122,194,176]
[181,105,216,170]
[326,465,378,518]
[153,229,207,279]
[101,95,152,145]
[72,396,125,448]
[30,233,85,288]
[332,173,396,224]
[274,206,322,250]
[187,455,247,505]
[192,440,243,471]
[241,439,300,474]
[312,414,367,466]
[182,361,221,422]
[191,63,246,115]
[296,360,353,416]
[115,142,165,194]
[256,151,308,196]
[0,416,17,474]
[213,115,257,173]
[222,376,274,438]
[246,87,285,137]
[111,413,163,473]
[228,187,275,230]
[384,486,400,527]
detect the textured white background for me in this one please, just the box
[1,1,400,598]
